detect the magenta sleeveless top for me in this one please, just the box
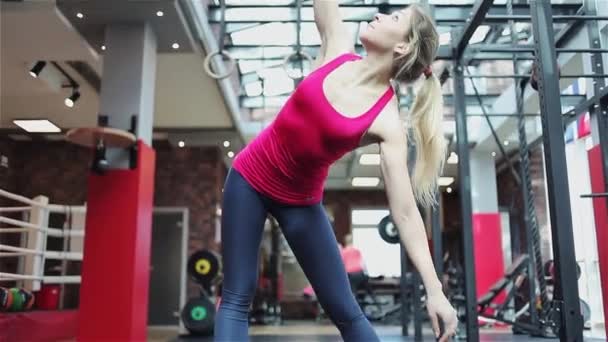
[232,53,395,205]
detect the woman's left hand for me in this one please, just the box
[426,291,458,342]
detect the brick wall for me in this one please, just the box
[153,142,225,297]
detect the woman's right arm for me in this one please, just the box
[313,1,354,68]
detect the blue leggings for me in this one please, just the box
[214,169,379,342]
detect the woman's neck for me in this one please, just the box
[350,51,394,88]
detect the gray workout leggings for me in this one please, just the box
[214,168,379,342]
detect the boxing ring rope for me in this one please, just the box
[0,216,85,238]
[0,273,81,284]
[0,188,85,291]
[0,244,82,260]
[0,206,31,213]
[0,189,86,214]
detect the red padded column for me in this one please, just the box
[472,213,504,301]
[588,145,608,335]
[78,141,155,341]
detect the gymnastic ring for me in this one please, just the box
[282,50,313,80]
[204,50,235,80]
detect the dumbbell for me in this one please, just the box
[0,287,13,311]
[6,288,35,312]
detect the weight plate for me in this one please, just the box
[188,250,221,285]
[378,215,399,244]
[182,296,215,336]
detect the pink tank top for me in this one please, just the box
[341,246,365,273]
[232,53,395,205]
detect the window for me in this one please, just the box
[351,209,401,277]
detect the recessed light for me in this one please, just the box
[101,45,106,51]
[446,187,453,193]
[223,140,230,147]
[227,151,235,158]
[156,10,164,17]
[13,119,61,133]
[492,151,497,157]
[172,43,180,50]
[359,154,381,165]
[178,141,185,148]
[76,12,84,19]
[351,177,380,187]
[503,140,509,146]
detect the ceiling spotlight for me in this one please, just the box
[76,12,84,19]
[156,10,164,17]
[223,140,230,147]
[101,45,106,51]
[29,61,46,78]
[503,140,510,146]
[64,90,81,108]
[172,43,180,50]
[178,141,185,148]
[446,187,453,194]
[492,151,497,157]
[227,151,235,158]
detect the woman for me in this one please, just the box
[215,2,457,341]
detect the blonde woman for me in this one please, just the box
[215,2,457,341]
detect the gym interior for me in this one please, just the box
[0,0,607,341]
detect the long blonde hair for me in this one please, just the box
[393,4,446,208]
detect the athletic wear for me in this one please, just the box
[232,53,395,205]
[214,169,380,342]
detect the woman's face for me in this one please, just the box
[360,7,413,54]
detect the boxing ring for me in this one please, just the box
[0,189,84,342]
[0,189,85,290]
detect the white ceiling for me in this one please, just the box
[0,0,404,191]
[0,0,232,133]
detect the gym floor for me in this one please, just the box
[149,322,606,341]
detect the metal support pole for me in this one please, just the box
[465,74,608,78]
[412,270,423,341]
[453,64,479,342]
[530,1,583,340]
[400,244,410,337]
[431,195,443,278]
[474,45,608,54]
[485,14,608,22]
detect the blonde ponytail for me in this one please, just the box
[407,74,446,208]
